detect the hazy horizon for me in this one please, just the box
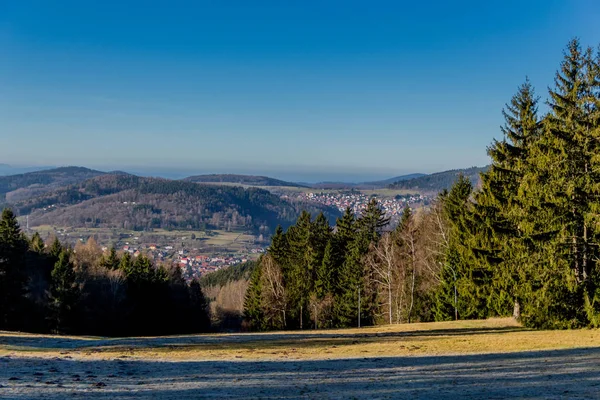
[2,1,599,174]
[1,161,460,183]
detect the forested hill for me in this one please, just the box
[389,166,489,192]
[0,166,105,204]
[9,174,340,233]
[362,173,427,187]
[183,174,307,188]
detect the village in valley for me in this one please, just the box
[24,188,430,283]
[293,191,431,223]
[30,225,267,282]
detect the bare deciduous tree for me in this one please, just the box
[365,233,399,324]
[260,254,287,329]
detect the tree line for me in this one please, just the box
[0,208,210,335]
[244,39,600,330]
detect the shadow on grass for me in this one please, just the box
[0,325,525,352]
[1,347,600,399]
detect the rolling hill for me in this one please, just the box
[183,174,307,188]
[362,173,427,187]
[0,166,105,204]
[389,166,489,192]
[0,164,54,176]
[8,174,340,233]
[309,174,427,190]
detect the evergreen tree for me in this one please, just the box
[30,232,46,253]
[433,176,485,320]
[189,278,211,331]
[48,237,63,261]
[123,255,170,334]
[0,209,27,329]
[49,250,80,333]
[308,213,332,286]
[285,211,312,328]
[118,251,134,274]
[358,198,390,242]
[514,39,599,327]
[583,44,600,325]
[315,240,334,298]
[268,225,288,265]
[472,79,543,318]
[243,259,265,330]
[100,247,120,270]
[333,202,386,327]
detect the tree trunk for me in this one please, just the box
[408,264,416,324]
[388,286,392,325]
[513,299,520,321]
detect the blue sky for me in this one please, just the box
[1,1,599,182]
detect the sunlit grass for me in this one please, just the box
[2,318,600,362]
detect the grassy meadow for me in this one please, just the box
[2,318,600,362]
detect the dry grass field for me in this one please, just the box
[2,318,600,399]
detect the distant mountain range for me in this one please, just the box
[362,173,428,187]
[0,164,55,176]
[389,166,489,192]
[0,166,106,203]
[0,165,490,232]
[183,174,307,188]
[0,168,339,233]
[309,173,430,190]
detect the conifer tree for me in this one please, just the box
[49,250,80,333]
[308,213,332,285]
[0,209,27,329]
[30,232,46,253]
[100,247,120,270]
[244,259,265,330]
[473,79,542,317]
[315,240,334,298]
[189,278,210,331]
[358,198,390,242]
[118,251,134,274]
[48,237,63,261]
[334,201,387,327]
[433,176,484,320]
[285,211,312,328]
[515,39,599,327]
[583,44,600,325]
[269,225,288,265]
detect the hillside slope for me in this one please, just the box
[11,174,339,232]
[0,166,105,203]
[363,173,426,187]
[390,166,489,192]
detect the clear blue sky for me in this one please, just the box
[1,1,599,182]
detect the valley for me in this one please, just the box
[0,166,455,280]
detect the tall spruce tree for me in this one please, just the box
[0,209,27,329]
[433,175,486,320]
[29,232,46,253]
[334,200,387,327]
[515,39,599,327]
[189,278,210,331]
[472,79,542,318]
[285,211,312,328]
[48,237,63,261]
[100,247,120,270]
[580,44,600,325]
[49,250,80,333]
[243,258,265,330]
